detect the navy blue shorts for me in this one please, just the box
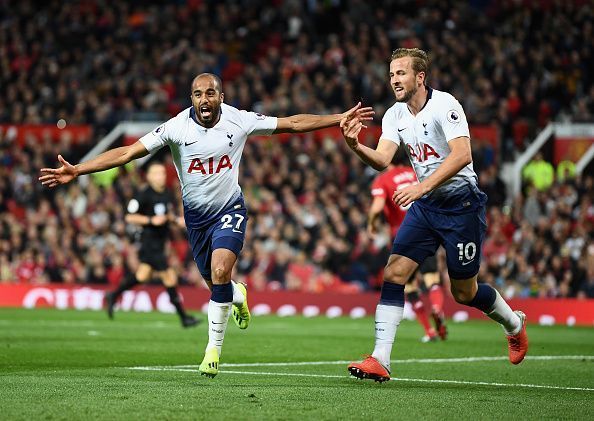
[392,202,487,280]
[186,205,248,281]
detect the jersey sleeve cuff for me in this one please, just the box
[139,133,162,153]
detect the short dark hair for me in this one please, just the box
[390,48,429,75]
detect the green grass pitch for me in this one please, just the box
[1,308,593,420]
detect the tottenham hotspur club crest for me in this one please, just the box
[227,133,233,146]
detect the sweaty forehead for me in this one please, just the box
[191,76,218,92]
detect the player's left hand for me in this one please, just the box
[392,183,426,208]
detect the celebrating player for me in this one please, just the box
[368,155,447,343]
[105,162,200,328]
[341,48,527,382]
[40,73,374,378]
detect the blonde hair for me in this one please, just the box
[390,48,429,75]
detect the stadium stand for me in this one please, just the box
[1,0,593,299]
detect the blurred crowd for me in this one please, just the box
[479,173,594,299]
[1,0,593,299]
[2,0,593,151]
[1,126,593,299]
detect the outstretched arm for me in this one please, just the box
[273,102,374,134]
[39,141,149,188]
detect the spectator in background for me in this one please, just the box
[2,128,594,300]
[0,253,14,283]
[578,267,594,299]
[479,164,506,208]
[556,159,576,183]
[523,152,555,192]
[523,186,544,227]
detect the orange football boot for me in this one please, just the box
[507,311,528,365]
[348,355,391,382]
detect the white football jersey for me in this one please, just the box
[381,87,477,200]
[139,103,277,226]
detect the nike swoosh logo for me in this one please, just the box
[461,260,475,266]
[185,140,199,146]
[211,321,224,325]
[232,229,243,233]
[398,128,407,132]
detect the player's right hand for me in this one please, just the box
[340,102,374,151]
[340,113,364,150]
[39,155,78,188]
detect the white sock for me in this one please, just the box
[485,289,522,336]
[207,300,231,355]
[371,304,403,371]
[231,280,245,306]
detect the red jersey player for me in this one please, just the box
[369,161,447,342]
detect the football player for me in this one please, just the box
[342,48,527,382]
[40,73,374,378]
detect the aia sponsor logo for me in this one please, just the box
[407,142,440,163]
[187,155,233,174]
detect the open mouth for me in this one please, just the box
[394,86,404,93]
[199,105,212,119]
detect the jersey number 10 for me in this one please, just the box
[456,242,477,262]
